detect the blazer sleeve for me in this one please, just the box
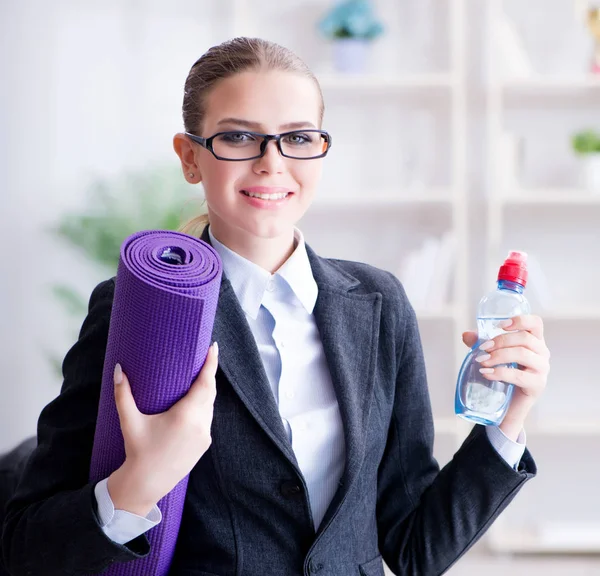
[376,276,537,576]
[2,279,150,576]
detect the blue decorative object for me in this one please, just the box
[318,0,384,40]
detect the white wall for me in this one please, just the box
[0,0,236,450]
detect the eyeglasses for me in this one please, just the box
[185,129,332,161]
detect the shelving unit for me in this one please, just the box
[485,0,600,555]
[229,0,472,470]
[502,76,600,91]
[502,189,600,205]
[309,1,470,445]
[228,0,599,563]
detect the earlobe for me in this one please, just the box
[187,171,202,184]
[173,132,202,183]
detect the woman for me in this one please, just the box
[2,37,550,576]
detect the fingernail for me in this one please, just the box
[475,353,491,363]
[114,363,123,385]
[213,342,219,356]
[500,319,513,328]
[479,367,495,374]
[479,340,494,351]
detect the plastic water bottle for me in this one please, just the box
[455,251,531,426]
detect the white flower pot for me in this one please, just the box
[582,154,600,193]
[332,39,370,73]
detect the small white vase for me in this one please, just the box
[332,39,369,73]
[582,154,600,193]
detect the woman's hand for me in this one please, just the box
[106,342,219,516]
[462,315,551,441]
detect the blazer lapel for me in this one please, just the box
[200,227,300,470]
[306,246,382,534]
[199,227,382,530]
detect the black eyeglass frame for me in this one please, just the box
[184,129,332,161]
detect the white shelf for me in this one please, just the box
[317,72,456,92]
[310,187,454,210]
[501,75,600,94]
[526,421,600,436]
[488,525,600,554]
[539,308,600,321]
[415,306,458,321]
[501,189,600,206]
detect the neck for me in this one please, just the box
[208,220,296,274]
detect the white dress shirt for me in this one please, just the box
[94,227,526,545]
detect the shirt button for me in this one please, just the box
[285,389,295,400]
[278,340,285,348]
[297,420,307,431]
[267,278,275,292]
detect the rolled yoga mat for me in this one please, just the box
[89,229,222,576]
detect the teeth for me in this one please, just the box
[243,191,289,200]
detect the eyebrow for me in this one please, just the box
[216,118,317,131]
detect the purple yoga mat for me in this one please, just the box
[89,229,222,575]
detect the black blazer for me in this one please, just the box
[2,230,536,576]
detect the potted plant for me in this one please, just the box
[318,0,384,74]
[45,165,200,378]
[572,129,600,192]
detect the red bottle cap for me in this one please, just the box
[497,250,528,287]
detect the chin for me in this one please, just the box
[243,218,296,240]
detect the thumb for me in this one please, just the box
[181,342,219,407]
[462,330,478,348]
[113,363,141,435]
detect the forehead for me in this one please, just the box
[202,70,322,132]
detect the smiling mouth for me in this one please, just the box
[240,190,293,200]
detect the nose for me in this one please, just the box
[252,138,285,174]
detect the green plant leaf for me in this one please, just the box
[49,165,197,268]
[50,284,89,317]
[46,164,199,382]
[40,345,67,382]
[572,130,600,155]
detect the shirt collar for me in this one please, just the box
[208,227,318,319]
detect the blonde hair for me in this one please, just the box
[177,37,324,238]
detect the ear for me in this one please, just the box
[173,133,202,184]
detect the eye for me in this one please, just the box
[283,132,313,146]
[218,132,256,145]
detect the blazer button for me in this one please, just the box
[280,480,302,498]
[308,558,324,573]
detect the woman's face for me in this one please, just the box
[181,70,325,244]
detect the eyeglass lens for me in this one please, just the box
[212,131,328,160]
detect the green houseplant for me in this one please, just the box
[572,130,600,192]
[318,0,384,73]
[45,164,202,378]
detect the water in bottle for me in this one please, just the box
[455,251,531,426]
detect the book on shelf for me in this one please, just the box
[494,12,534,81]
[396,232,455,313]
[524,252,554,311]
